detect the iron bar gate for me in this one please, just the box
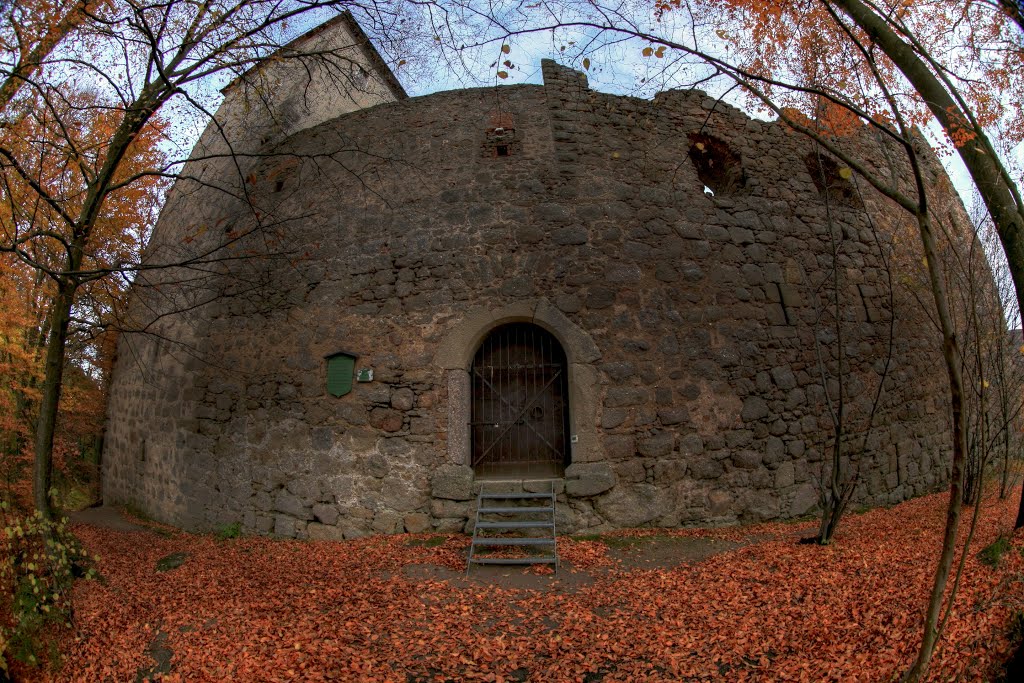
[470,323,570,478]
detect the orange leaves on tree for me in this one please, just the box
[667,0,1024,150]
[946,117,980,148]
[0,82,168,508]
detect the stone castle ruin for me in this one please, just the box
[101,14,962,538]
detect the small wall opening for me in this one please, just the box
[349,63,370,90]
[804,152,862,206]
[688,132,745,196]
[483,127,518,158]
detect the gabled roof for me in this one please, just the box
[222,10,407,101]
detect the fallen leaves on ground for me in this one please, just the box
[42,489,1024,681]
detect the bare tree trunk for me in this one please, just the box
[903,210,969,682]
[821,1,1010,676]
[1000,426,1010,499]
[1012,423,1024,528]
[818,489,843,543]
[812,146,850,545]
[32,284,75,521]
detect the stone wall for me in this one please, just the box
[102,60,958,537]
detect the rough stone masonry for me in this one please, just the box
[102,45,961,538]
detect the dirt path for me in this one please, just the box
[69,505,146,532]
[395,532,747,591]
[69,506,747,591]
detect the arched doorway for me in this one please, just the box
[470,323,570,478]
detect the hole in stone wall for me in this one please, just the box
[349,63,370,90]
[483,126,518,158]
[687,133,745,196]
[274,180,284,192]
[804,152,862,206]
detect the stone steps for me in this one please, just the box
[467,485,559,572]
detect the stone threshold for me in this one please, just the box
[472,477,566,495]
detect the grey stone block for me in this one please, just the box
[274,490,312,520]
[603,435,636,460]
[771,367,798,390]
[653,459,687,484]
[657,408,688,425]
[744,492,780,521]
[524,479,564,494]
[679,434,704,455]
[307,522,347,541]
[372,509,403,534]
[565,462,616,497]
[774,461,795,489]
[312,503,340,525]
[790,483,819,517]
[273,515,297,537]
[706,490,731,516]
[432,518,463,533]
[391,388,415,411]
[604,387,647,408]
[733,450,763,470]
[690,458,724,480]
[615,459,646,483]
[741,397,769,422]
[366,452,390,478]
[310,427,334,451]
[431,464,474,500]
[595,485,665,527]
[430,498,470,518]
[403,513,431,533]
[602,408,628,429]
[286,478,319,504]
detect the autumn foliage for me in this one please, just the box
[0,80,168,509]
[13,488,1018,681]
[673,0,1024,149]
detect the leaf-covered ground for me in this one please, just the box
[42,489,1024,681]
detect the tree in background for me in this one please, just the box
[0,83,165,506]
[951,213,1024,509]
[0,0,400,520]
[805,139,896,545]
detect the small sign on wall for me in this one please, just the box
[325,351,358,397]
[356,368,373,382]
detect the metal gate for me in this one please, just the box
[470,323,570,478]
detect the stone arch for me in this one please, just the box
[433,299,601,474]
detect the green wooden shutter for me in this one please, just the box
[326,352,356,397]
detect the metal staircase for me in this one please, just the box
[466,485,558,573]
